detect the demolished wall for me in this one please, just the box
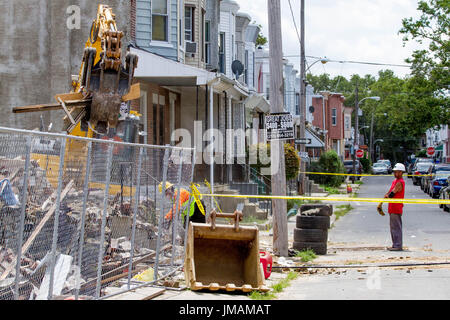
[0,0,131,131]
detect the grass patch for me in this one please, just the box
[320,185,343,195]
[334,204,353,221]
[249,271,299,300]
[241,216,267,224]
[293,249,317,262]
[354,181,363,185]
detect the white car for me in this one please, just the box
[372,163,389,175]
[377,160,392,173]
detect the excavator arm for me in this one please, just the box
[13,4,140,136]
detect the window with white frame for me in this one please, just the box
[345,114,350,130]
[219,32,225,73]
[152,0,168,42]
[332,108,337,126]
[205,20,211,64]
[185,6,194,42]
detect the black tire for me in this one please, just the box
[293,241,327,255]
[293,228,328,243]
[296,215,330,229]
[300,204,333,217]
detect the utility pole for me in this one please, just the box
[268,0,288,257]
[299,0,306,195]
[352,83,359,183]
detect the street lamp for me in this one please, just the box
[299,56,329,194]
[352,95,380,182]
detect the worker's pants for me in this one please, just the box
[389,213,402,249]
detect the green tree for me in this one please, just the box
[399,0,450,124]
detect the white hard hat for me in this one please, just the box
[393,163,406,172]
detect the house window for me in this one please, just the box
[345,115,350,130]
[219,32,225,73]
[201,10,205,62]
[332,108,337,126]
[152,0,168,42]
[295,93,300,115]
[205,20,211,64]
[185,6,194,42]
[244,50,249,84]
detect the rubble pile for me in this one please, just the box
[0,159,182,300]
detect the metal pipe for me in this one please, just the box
[183,150,197,257]
[0,127,193,151]
[95,144,113,299]
[75,141,92,300]
[13,135,32,300]
[127,147,144,289]
[271,261,450,269]
[48,137,67,300]
[171,150,184,267]
[154,147,170,281]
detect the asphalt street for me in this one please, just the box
[278,174,450,300]
[329,175,450,251]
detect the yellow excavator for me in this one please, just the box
[13,4,141,193]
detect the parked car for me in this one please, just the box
[440,180,450,212]
[407,158,417,178]
[343,160,362,179]
[376,160,392,173]
[372,163,389,175]
[428,169,450,198]
[412,162,433,186]
[407,157,432,178]
[423,164,450,195]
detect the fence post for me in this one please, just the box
[74,141,92,300]
[47,137,67,300]
[127,147,144,289]
[183,149,197,257]
[13,135,32,300]
[95,144,113,299]
[153,147,170,281]
[170,150,184,267]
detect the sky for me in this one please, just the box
[235,0,424,79]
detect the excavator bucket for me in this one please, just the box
[184,209,269,293]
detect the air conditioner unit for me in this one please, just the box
[185,41,197,54]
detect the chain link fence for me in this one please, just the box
[0,127,195,300]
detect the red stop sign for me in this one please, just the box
[356,149,364,158]
[427,147,435,156]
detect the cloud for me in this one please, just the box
[235,0,422,79]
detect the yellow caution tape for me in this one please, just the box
[190,183,205,215]
[200,193,450,205]
[301,171,439,177]
[204,179,223,213]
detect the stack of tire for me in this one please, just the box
[293,204,333,255]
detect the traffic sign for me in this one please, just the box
[295,138,312,145]
[265,113,294,141]
[356,149,364,158]
[427,147,435,156]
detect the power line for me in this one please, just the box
[284,55,412,68]
[287,0,301,45]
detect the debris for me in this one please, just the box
[35,254,73,300]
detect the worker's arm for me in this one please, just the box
[385,182,403,198]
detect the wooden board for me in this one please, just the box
[104,286,165,300]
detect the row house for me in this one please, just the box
[129,0,269,184]
[310,92,347,160]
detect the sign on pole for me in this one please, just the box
[356,149,364,158]
[265,113,294,141]
[427,147,435,157]
[295,138,311,145]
